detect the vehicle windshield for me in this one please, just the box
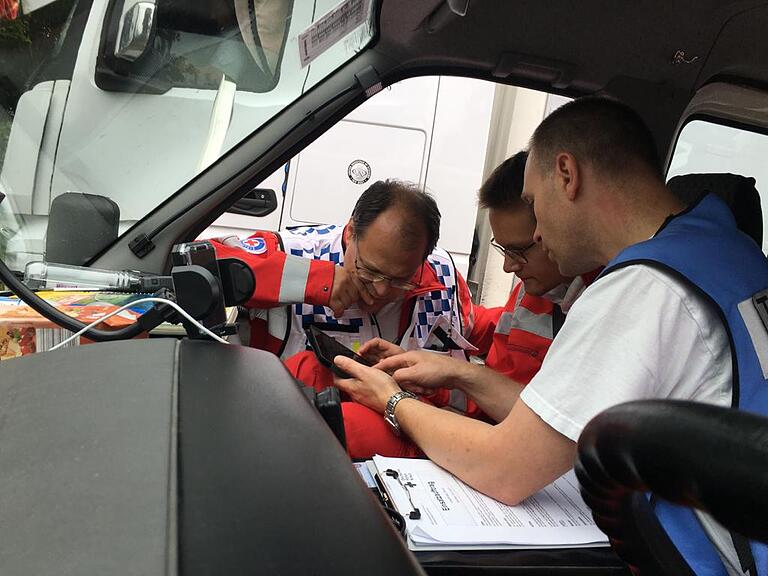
[0,0,375,273]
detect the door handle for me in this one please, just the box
[227,188,278,217]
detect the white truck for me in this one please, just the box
[0,0,496,281]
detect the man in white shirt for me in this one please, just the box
[332,96,732,507]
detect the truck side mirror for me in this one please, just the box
[45,193,120,266]
[96,0,294,94]
[114,0,156,62]
[95,0,166,94]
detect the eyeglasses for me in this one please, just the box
[490,238,536,264]
[354,241,423,291]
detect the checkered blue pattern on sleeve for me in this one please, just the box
[414,289,453,340]
[285,224,338,236]
[430,261,452,282]
[289,245,342,264]
[408,254,460,342]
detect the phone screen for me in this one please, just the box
[306,325,372,378]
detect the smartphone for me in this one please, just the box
[305,325,373,378]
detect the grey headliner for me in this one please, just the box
[378,1,768,94]
[375,1,768,148]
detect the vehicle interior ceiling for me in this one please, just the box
[92,0,768,275]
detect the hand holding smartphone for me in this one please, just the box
[305,325,373,378]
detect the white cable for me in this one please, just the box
[49,296,230,351]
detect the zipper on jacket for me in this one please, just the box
[504,343,540,358]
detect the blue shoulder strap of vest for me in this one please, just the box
[601,193,768,410]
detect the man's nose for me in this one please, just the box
[533,225,543,245]
[503,255,523,274]
[371,280,390,297]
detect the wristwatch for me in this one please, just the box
[384,390,418,436]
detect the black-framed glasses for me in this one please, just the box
[490,238,536,264]
[354,241,423,291]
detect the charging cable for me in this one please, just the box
[50,296,231,350]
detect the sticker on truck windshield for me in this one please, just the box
[298,0,372,68]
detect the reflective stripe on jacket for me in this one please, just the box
[484,282,558,384]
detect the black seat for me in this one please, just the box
[0,339,424,575]
[668,172,763,247]
[575,399,768,575]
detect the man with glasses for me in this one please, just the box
[479,151,601,381]
[210,179,484,417]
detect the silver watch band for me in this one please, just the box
[385,391,417,435]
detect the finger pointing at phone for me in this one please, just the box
[333,356,401,414]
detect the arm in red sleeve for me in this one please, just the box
[209,232,335,308]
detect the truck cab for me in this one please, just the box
[2,1,768,574]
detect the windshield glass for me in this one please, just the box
[0,0,375,272]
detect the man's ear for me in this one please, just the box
[344,219,354,245]
[555,152,581,201]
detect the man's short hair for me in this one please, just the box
[478,151,529,210]
[351,179,441,256]
[530,97,663,180]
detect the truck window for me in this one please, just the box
[203,75,497,280]
[667,119,768,251]
[0,0,376,271]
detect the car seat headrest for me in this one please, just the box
[667,173,762,247]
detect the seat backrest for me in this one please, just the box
[667,172,763,247]
[576,399,768,575]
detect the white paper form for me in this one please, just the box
[373,456,608,549]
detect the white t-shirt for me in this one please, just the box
[373,296,405,342]
[520,264,733,442]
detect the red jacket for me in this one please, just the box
[481,283,556,383]
[211,226,488,417]
[479,270,601,382]
[210,227,484,356]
